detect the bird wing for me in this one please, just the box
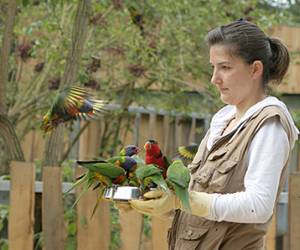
[63,86,107,119]
[177,144,199,161]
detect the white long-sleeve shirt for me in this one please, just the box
[205,96,299,223]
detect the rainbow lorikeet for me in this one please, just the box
[120,145,140,157]
[68,160,127,212]
[135,164,169,193]
[144,139,170,178]
[41,86,107,132]
[166,160,191,211]
[107,156,138,178]
[177,143,198,163]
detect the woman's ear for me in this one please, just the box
[251,60,264,80]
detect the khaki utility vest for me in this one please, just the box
[168,106,293,250]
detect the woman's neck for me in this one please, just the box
[234,92,267,121]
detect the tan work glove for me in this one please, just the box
[129,189,213,218]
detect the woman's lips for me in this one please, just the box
[220,88,229,92]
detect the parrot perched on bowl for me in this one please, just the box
[135,164,169,193]
[41,86,107,132]
[144,139,170,178]
[68,160,127,212]
[166,160,191,211]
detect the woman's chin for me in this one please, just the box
[220,94,231,105]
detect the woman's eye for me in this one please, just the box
[221,65,231,70]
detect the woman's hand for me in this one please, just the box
[129,190,214,218]
[129,190,180,216]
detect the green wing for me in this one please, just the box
[166,160,190,189]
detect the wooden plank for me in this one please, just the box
[42,166,66,250]
[149,113,172,250]
[297,143,300,172]
[288,172,300,250]
[151,217,172,250]
[149,113,157,139]
[76,167,110,250]
[76,121,110,250]
[8,161,35,250]
[118,113,144,250]
[189,117,196,144]
[134,113,141,146]
[271,25,300,94]
[265,211,277,250]
[119,208,143,250]
[174,115,183,149]
[163,115,171,156]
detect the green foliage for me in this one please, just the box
[110,204,121,250]
[0,205,8,250]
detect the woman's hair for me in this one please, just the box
[205,20,290,85]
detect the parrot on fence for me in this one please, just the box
[144,139,170,178]
[166,160,191,211]
[41,86,107,132]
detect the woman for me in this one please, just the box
[129,20,299,249]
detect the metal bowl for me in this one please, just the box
[103,186,142,201]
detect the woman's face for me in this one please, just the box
[209,44,260,106]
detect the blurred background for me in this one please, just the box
[0,0,300,249]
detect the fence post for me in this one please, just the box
[76,121,110,250]
[8,161,35,250]
[149,113,172,250]
[265,211,277,250]
[288,172,300,250]
[119,209,143,250]
[42,166,66,250]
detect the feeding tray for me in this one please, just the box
[103,185,142,201]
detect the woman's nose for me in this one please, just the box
[210,69,221,85]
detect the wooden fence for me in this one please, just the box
[5,108,300,250]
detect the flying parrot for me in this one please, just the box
[177,143,199,164]
[41,86,107,132]
[166,160,191,211]
[135,164,169,193]
[144,139,170,178]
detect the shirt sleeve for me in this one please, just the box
[207,117,290,223]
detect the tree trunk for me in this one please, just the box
[0,0,17,115]
[44,0,91,166]
[0,0,24,172]
[0,115,25,162]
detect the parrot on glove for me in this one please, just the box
[41,86,107,132]
[166,160,191,211]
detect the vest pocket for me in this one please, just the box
[178,226,209,249]
[209,159,237,192]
